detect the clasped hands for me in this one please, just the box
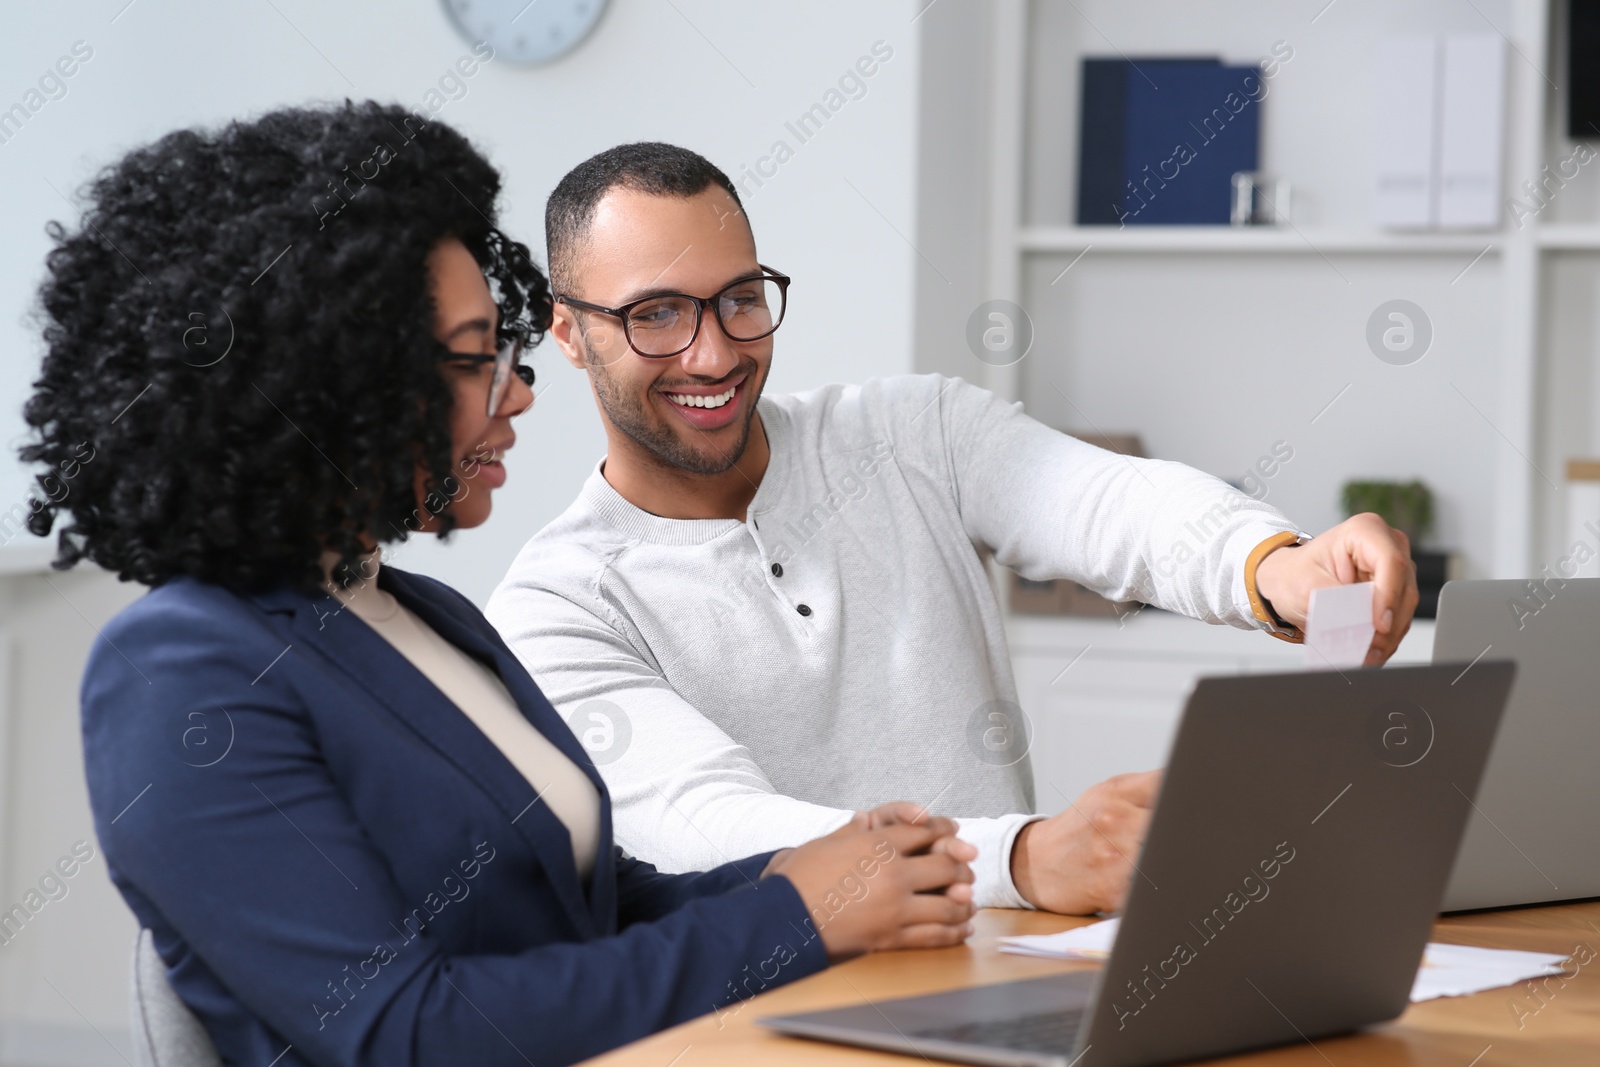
[761,802,978,962]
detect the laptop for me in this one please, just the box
[759,662,1515,1067]
[1434,577,1600,911]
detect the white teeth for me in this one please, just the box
[666,386,736,410]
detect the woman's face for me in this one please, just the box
[413,236,533,532]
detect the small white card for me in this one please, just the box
[1304,581,1376,670]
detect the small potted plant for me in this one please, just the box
[1339,479,1456,618]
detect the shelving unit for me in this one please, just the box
[909,0,1600,785]
[974,0,1598,587]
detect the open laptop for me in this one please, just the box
[760,662,1515,1067]
[1434,577,1600,911]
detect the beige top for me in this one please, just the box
[320,550,601,879]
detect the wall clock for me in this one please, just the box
[442,0,609,66]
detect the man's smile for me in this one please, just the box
[656,373,748,429]
[664,385,736,410]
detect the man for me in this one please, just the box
[485,143,1419,914]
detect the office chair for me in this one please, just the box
[130,929,222,1067]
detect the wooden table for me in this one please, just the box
[586,903,1600,1065]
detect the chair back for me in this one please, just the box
[130,929,222,1067]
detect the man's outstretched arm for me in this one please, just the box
[921,375,1417,662]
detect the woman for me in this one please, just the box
[19,102,975,1067]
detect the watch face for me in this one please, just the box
[442,0,608,67]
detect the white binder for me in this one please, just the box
[1374,33,1505,230]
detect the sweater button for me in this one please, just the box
[771,562,783,577]
[796,604,812,617]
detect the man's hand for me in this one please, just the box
[1252,512,1420,666]
[1011,770,1160,915]
[763,805,977,961]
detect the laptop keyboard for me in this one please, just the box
[910,1008,1085,1051]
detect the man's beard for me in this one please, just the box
[586,350,765,476]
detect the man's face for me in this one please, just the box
[551,185,772,475]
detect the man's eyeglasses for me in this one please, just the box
[555,266,790,359]
[437,337,535,418]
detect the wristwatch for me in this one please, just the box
[1244,529,1314,643]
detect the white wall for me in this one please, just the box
[911,0,993,383]
[0,0,923,605]
[0,1,923,1060]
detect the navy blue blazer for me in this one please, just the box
[81,564,827,1067]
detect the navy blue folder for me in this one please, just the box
[1076,58,1134,226]
[1077,58,1262,225]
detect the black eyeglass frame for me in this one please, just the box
[554,265,791,359]
[436,337,535,418]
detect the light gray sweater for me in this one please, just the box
[486,374,1296,907]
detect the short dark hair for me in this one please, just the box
[544,142,743,295]
[18,100,550,596]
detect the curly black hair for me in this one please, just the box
[18,100,550,596]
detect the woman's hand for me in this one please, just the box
[763,804,977,962]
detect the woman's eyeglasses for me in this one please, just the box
[555,266,790,359]
[437,337,534,418]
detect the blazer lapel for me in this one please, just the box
[382,571,607,793]
[385,570,622,930]
[279,571,598,937]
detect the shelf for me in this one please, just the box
[1019,223,1600,254]
[0,540,59,577]
[1018,226,1507,255]
[1536,224,1600,249]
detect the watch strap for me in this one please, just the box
[1245,530,1309,643]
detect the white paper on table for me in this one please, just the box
[1304,581,1376,670]
[998,918,1571,1002]
[998,917,1120,959]
[1411,942,1568,1001]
